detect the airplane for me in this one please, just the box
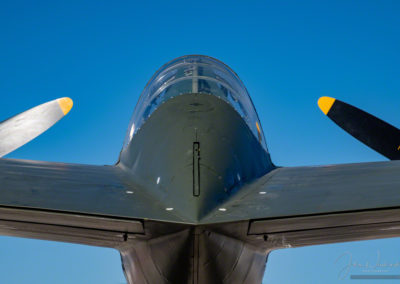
[0,54,400,284]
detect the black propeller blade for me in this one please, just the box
[318,96,400,160]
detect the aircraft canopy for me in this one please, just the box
[124,55,267,151]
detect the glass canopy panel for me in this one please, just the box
[124,55,267,151]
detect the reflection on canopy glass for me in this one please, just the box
[124,55,267,151]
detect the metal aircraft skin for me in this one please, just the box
[1,55,400,284]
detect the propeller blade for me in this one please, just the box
[318,96,400,160]
[0,97,73,157]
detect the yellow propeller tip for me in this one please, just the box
[318,96,336,115]
[58,97,73,115]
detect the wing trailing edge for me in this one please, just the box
[202,161,400,248]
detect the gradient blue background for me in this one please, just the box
[1,0,400,283]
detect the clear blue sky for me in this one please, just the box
[0,0,399,283]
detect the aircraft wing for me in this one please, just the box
[202,160,400,249]
[0,158,186,248]
[2,158,400,251]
